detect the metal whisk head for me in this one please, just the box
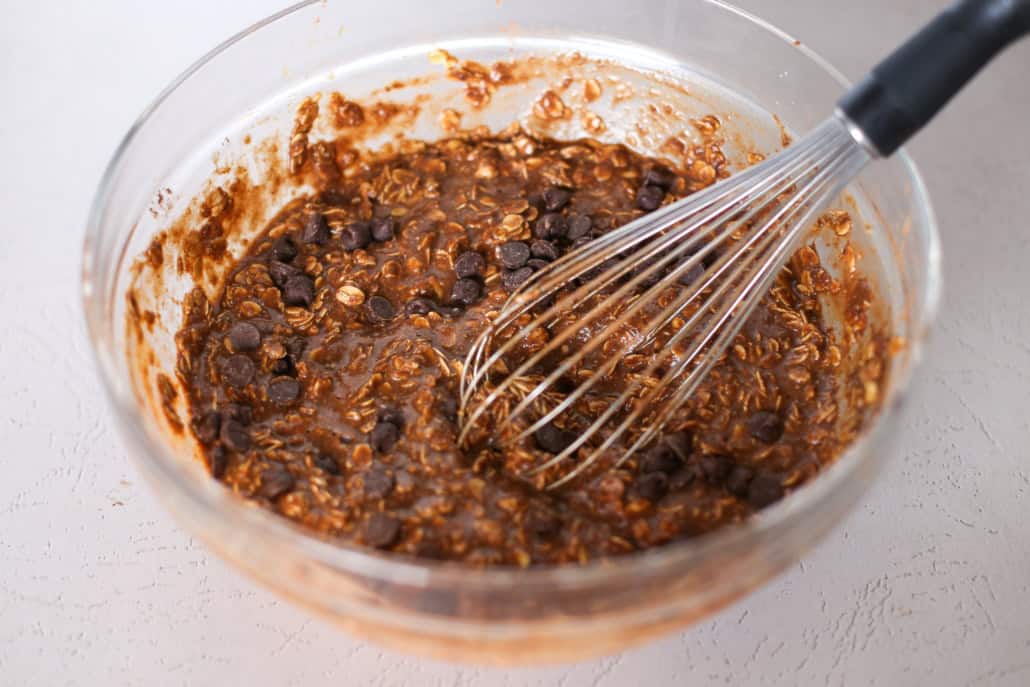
[459,114,871,489]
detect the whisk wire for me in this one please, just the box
[607,144,869,475]
[459,116,871,487]
[458,138,823,404]
[538,147,865,487]
[459,121,839,426]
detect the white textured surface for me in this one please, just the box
[3,1,1030,684]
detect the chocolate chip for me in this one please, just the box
[572,236,593,250]
[370,421,400,452]
[268,376,301,405]
[643,166,676,190]
[219,419,250,452]
[725,465,755,497]
[340,221,371,250]
[640,444,681,475]
[636,184,665,211]
[270,236,297,262]
[301,212,330,244]
[364,469,395,499]
[221,355,255,388]
[668,465,697,490]
[501,266,533,291]
[678,260,706,286]
[192,411,221,445]
[268,260,302,287]
[436,394,458,422]
[270,354,295,376]
[313,453,340,475]
[554,376,576,394]
[221,402,252,425]
[567,214,593,240]
[366,295,396,322]
[663,431,692,461]
[450,278,482,306]
[582,256,618,282]
[498,241,531,269]
[530,240,560,262]
[534,423,576,454]
[634,471,669,502]
[748,473,785,508]
[370,217,396,242]
[208,444,227,479]
[534,212,568,240]
[378,407,405,428]
[227,321,261,352]
[405,297,437,315]
[526,509,560,538]
[747,411,784,443]
[282,275,315,307]
[364,513,401,548]
[542,186,572,211]
[526,258,550,271]
[258,466,295,500]
[628,263,663,288]
[699,455,733,484]
[454,251,486,278]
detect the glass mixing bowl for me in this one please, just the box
[82,0,940,664]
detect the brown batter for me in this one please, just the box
[175,120,885,566]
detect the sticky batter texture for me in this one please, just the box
[175,111,886,566]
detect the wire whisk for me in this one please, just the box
[459,0,1030,489]
[459,116,867,487]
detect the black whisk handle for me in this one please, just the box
[839,0,1030,156]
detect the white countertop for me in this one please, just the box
[4,1,1030,684]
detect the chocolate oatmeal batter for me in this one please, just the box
[175,120,885,566]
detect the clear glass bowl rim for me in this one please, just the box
[81,0,942,592]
